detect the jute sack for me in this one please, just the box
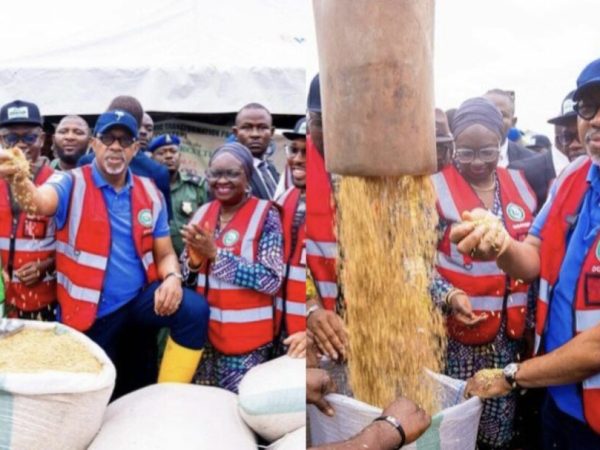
[308,372,483,450]
[89,384,257,450]
[238,355,305,442]
[0,320,115,450]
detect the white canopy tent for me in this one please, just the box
[0,0,310,116]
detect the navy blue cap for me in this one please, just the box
[307,74,321,112]
[548,90,576,125]
[94,110,138,138]
[283,117,307,141]
[0,100,43,127]
[148,134,181,153]
[574,58,600,101]
[526,134,552,150]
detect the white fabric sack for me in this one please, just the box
[267,427,306,450]
[0,320,116,450]
[89,384,257,450]
[308,372,483,450]
[238,355,306,442]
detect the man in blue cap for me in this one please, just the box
[456,57,600,449]
[149,133,207,256]
[0,110,210,394]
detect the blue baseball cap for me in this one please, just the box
[148,134,181,153]
[94,110,138,138]
[573,58,600,101]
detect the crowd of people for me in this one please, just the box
[306,57,600,450]
[0,94,307,399]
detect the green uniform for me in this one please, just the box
[170,171,207,256]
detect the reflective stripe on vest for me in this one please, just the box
[210,305,273,323]
[56,240,107,270]
[0,237,55,252]
[56,272,100,304]
[306,239,337,259]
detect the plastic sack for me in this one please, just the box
[308,372,483,450]
[89,384,257,450]
[0,320,116,450]
[238,355,306,442]
[267,427,306,450]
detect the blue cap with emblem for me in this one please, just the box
[148,134,181,153]
[574,57,600,101]
[94,110,138,138]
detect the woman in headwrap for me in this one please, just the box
[430,97,537,449]
[180,142,284,393]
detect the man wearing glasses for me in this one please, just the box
[549,90,587,165]
[0,99,57,321]
[0,109,209,393]
[456,57,600,449]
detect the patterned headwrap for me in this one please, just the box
[209,142,254,180]
[450,97,504,140]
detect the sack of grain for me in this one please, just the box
[238,355,306,442]
[308,372,483,450]
[267,427,306,450]
[89,384,257,450]
[0,319,115,450]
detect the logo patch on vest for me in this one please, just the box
[506,203,525,222]
[222,230,240,247]
[137,209,153,227]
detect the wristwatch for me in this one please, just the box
[503,363,520,390]
[373,415,406,449]
[306,303,320,319]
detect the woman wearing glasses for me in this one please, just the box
[180,142,284,393]
[430,97,537,450]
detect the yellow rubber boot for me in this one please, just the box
[158,336,203,383]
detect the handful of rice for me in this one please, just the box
[0,328,102,373]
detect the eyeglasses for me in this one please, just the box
[454,147,500,163]
[205,169,244,181]
[557,130,579,147]
[1,132,40,146]
[98,134,136,148]
[573,101,600,120]
[285,145,306,157]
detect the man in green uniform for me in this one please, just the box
[149,134,207,256]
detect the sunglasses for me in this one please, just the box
[1,132,40,146]
[557,130,579,147]
[285,145,306,157]
[205,169,244,181]
[454,147,500,164]
[98,134,136,148]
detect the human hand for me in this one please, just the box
[465,368,512,399]
[0,147,27,181]
[450,292,488,326]
[284,331,306,358]
[181,222,217,265]
[380,396,431,445]
[306,331,320,368]
[450,208,511,260]
[307,309,347,361]
[15,260,47,287]
[307,368,336,417]
[154,275,183,316]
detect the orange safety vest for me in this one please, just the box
[305,135,338,310]
[535,156,600,433]
[431,165,536,345]
[275,186,306,336]
[0,164,56,312]
[55,165,159,331]
[192,197,276,355]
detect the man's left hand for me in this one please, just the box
[154,275,183,316]
[465,369,512,399]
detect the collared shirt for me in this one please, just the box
[497,139,509,168]
[252,157,279,200]
[530,161,600,422]
[47,161,169,318]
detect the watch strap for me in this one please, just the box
[373,415,406,449]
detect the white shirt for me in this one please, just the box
[497,139,509,168]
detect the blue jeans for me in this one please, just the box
[85,281,209,398]
[541,393,600,450]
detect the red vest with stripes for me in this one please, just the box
[306,135,338,310]
[192,197,275,355]
[0,164,56,312]
[56,166,159,331]
[535,156,600,433]
[432,165,535,345]
[275,186,306,335]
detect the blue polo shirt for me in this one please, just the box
[48,161,169,318]
[530,161,600,422]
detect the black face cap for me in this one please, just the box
[548,90,577,126]
[307,74,321,112]
[0,100,43,127]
